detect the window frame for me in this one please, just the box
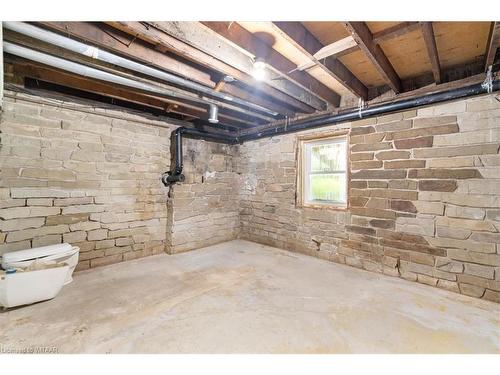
[296,131,350,210]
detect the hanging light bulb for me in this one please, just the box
[252,57,268,81]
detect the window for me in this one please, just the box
[299,136,348,207]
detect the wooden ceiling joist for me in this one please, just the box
[106,21,316,115]
[4,28,278,125]
[12,62,251,129]
[272,22,368,100]
[485,21,500,71]
[420,22,442,84]
[343,22,402,93]
[39,21,296,119]
[372,22,420,44]
[201,21,341,107]
[152,21,331,111]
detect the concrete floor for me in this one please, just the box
[1,240,499,353]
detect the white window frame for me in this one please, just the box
[300,135,348,208]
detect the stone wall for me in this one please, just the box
[2,89,500,302]
[237,94,500,303]
[167,138,240,253]
[0,92,240,270]
[0,93,173,270]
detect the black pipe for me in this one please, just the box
[162,79,498,186]
[161,127,236,186]
[239,80,500,142]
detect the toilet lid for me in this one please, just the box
[2,243,74,264]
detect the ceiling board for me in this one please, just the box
[336,50,383,88]
[379,29,431,80]
[433,22,491,69]
[301,22,350,45]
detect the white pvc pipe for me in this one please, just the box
[3,21,279,117]
[3,41,270,123]
[3,41,204,104]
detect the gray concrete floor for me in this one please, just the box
[1,240,499,353]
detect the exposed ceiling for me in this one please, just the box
[3,21,499,135]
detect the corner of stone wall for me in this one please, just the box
[236,94,500,303]
[167,139,241,253]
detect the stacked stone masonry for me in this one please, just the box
[167,138,240,253]
[237,94,500,303]
[1,90,500,303]
[0,93,239,270]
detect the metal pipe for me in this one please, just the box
[3,21,279,118]
[208,103,219,124]
[161,126,235,187]
[163,79,499,186]
[239,80,500,142]
[4,42,264,124]
[174,129,183,174]
[4,42,215,105]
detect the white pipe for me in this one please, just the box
[3,42,272,123]
[208,103,219,124]
[3,22,279,117]
[3,42,203,103]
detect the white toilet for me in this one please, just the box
[2,243,79,284]
[0,243,80,308]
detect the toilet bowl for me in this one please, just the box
[0,265,70,308]
[2,243,80,284]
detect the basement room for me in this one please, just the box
[1,0,499,366]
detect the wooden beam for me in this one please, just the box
[420,22,442,84]
[152,21,329,111]
[372,22,420,44]
[107,21,315,115]
[485,21,500,71]
[371,73,487,103]
[6,26,278,124]
[368,58,486,102]
[273,22,368,100]
[314,37,358,60]
[201,21,341,106]
[295,36,358,71]
[13,64,234,131]
[39,22,296,118]
[40,22,215,87]
[10,61,254,128]
[343,22,402,93]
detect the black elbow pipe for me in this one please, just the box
[162,127,236,187]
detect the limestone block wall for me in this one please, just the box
[0,93,173,270]
[0,92,241,268]
[167,138,240,253]
[2,89,500,302]
[237,94,500,303]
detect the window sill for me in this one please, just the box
[297,202,349,211]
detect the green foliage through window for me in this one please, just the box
[304,137,347,205]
